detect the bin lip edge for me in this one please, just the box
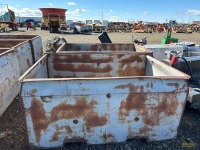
[20,76,190,83]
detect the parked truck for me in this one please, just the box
[39,8,67,33]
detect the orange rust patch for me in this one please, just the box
[29,97,108,143]
[91,44,98,51]
[53,63,113,73]
[29,98,48,143]
[50,132,59,142]
[157,93,179,116]
[65,126,73,134]
[116,83,147,122]
[50,98,97,122]
[84,112,108,132]
[52,55,113,63]
[167,83,179,88]
[118,65,145,77]
[117,54,125,59]
[120,55,143,63]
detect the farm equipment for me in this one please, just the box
[39,8,67,33]
[161,28,178,44]
[73,23,92,34]
[0,4,18,32]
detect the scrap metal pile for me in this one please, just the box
[107,22,132,32]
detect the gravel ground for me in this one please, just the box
[0,28,200,150]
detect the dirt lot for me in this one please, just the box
[0,28,200,150]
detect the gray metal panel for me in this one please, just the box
[0,35,43,116]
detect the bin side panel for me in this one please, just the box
[48,53,146,78]
[21,78,188,148]
[0,52,20,116]
[30,36,43,61]
[20,55,48,79]
[59,43,136,52]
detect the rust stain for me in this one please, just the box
[29,98,48,143]
[50,132,59,142]
[53,63,113,73]
[52,55,113,63]
[116,83,146,122]
[84,111,108,132]
[55,124,64,130]
[50,98,97,122]
[83,74,97,78]
[157,93,179,116]
[167,83,179,88]
[117,54,125,59]
[110,44,116,51]
[65,126,73,134]
[118,65,145,77]
[29,97,108,143]
[91,44,98,51]
[120,55,143,63]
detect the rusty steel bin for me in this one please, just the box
[0,35,43,117]
[19,47,189,149]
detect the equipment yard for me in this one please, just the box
[0,28,200,150]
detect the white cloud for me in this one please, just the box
[68,1,77,5]
[110,10,113,13]
[142,11,148,16]
[109,15,121,22]
[47,3,53,6]
[125,12,129,15]
[66,8,88,20]
[186,9,200,16]
[0,6,41,17]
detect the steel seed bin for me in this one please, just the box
[0,35,43,116]
[19,47,189,149]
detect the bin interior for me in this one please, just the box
[0,48,11,54]
[21,52,187,80]
[57,43,147,52]
[0,40,27,48]
[0,35,37,39]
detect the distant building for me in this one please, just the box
[15,16,42,23]
[193,21,200,24]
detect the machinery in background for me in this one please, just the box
[0,4,18,32]
[86,20,106,33]
[39,8,67,33]
[161,28,178,44]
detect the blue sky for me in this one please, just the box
[1,0,200,23]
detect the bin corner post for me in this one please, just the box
[28,40,36,64]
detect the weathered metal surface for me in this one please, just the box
[56,43,148,52]
[19,52,189,149]
[0,35,43,116]
[50,52,147,78]
[143,44,183,61]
